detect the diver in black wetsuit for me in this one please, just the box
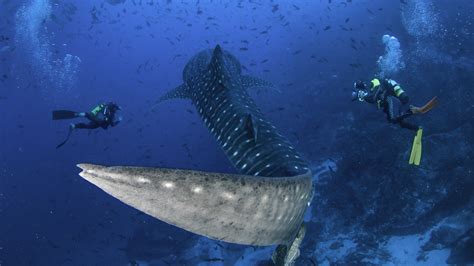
[351,77,438,166]
[52,102,122,148]
[69,102,121,130]
[351,77,437,131]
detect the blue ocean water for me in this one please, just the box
[1,0,473,265]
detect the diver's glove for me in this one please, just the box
[410,105,422,114]
[351,90,367,101]
[356,90,368,101]
[112,116,122,126]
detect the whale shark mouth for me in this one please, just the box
[78,45,313,246]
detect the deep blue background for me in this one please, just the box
[0,0,472,265]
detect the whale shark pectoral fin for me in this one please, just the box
[240,75,275,91]
[154,83,190,106]
[77,163,312,246]
[244,114,258,143]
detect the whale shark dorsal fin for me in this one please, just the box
[241,75,274,90]
[244,113,258,143]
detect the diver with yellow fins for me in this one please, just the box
[351,78,438,166]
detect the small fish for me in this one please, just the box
[318,57,328,63]
[271,4,279,13]
[0,35,10,42]
[324,25,331,31]
[204,258,224,262]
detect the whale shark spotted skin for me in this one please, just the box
[160,45,309,177]
[78,45,313,246]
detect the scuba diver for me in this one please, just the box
[351,78,438,166]
[52,102,122,148]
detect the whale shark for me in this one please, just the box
[78,45,313,251]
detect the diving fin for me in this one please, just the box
[409,128,423,166]
[418,96,439,114]
[56,126,74,149]
[52,110,79,120]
